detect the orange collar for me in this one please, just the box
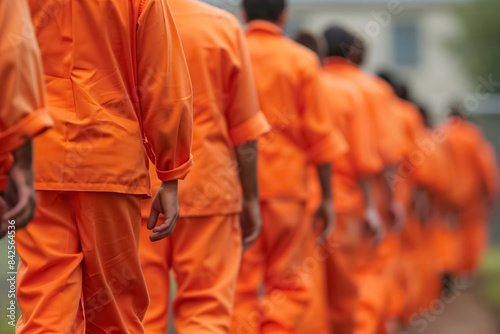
[323,56,357,71]
[246,20,283,36]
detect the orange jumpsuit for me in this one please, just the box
[414,129,461,276]
[16,1,193,333]
[442,118,499,275]
[230,22,348,334]
[392,100,441,324]
[322,57,405,334]
[138,1,269,333]
[313,71,383,334]
[0,0,53,190]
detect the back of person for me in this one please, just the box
[245,21,338,201]
[139,1,268,333]
[155,0,263,216]
[16,2,193,333]
[29,0,192,196]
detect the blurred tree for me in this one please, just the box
[454,0,500,92]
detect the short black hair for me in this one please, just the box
[323,26,355,58]
[417,104,431,128]
[294,30,326,59]
[243,0,286,23]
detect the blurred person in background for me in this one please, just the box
[138,0,270,333]
[15,1,194,333]
[378,74,443,331]
[231,1,349,333]
[295,30,385,334]
[442,104,499,279]
[0,0,53,237]
[323,26,406,334]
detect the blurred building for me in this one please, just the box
[206,0,471,117]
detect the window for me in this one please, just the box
[393,23,419,66]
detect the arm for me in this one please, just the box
[1,140,36,238]
[235,141,261,252]
[0,0,53,238]
[360,176,384,246]
[0,0,52,155]
[225,19,269,251]
[314,163,335,244]
[137,0,193,241]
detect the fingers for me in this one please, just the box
[242,228,260,253]
[150,213,179,242]
[147,207,160,230]
[3,192,36,230]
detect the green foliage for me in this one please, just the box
[480,247,500,308]
[454,0,500,92]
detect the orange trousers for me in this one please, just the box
[15,191,147,334]
[431,218,461,275]
[397,216,441,325]
[231,200,310,334]
[139,214,242,334]
[355,231,400,334]
[457,206,489,275]
[296,221,329,334]
[323,212,364,334]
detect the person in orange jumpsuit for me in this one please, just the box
[231,2,348,333]
[0,0,53,236]
[322,26,406,334]
[138,1,270,333]
[15,1,194,333]
[377,76,443,328]
[442,106,499,277]
[293,30,385,334]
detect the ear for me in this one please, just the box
[276,10,288,28]
[241,10,248,23]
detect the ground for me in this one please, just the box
[403,291,499,334]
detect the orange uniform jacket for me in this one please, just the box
[145,0,269,217]
[321,67,383,214]
[443,118,499,207]
[393,99,427,209]
[28,0,193,196]
[0,0,53,189]
[245,22,347,201]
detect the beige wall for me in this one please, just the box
[287,1,470,118]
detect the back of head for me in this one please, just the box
[323,26,355,59]
[242,0,286,23]
[294,30,326,59]
[417,104,432,128]
[448,102,465,119]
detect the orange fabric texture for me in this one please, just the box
[15,191,147,334]
[0,0,53,155]
[231,201,310,334]
[392,101,442,324]
[443,118,499,274]
[28,0,193,196]
[326,212,366,334]
[323,57,406,334]
[302,69,383,334]
[320,72,383,213]
[145,0,269,218]
[139,214,242,334]
[245,21,348,202]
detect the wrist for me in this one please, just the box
[161,180,178,191]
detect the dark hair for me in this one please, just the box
[417,104,431,128]
[243,0,286,23]
[323,26,355,58]
[294,30,326,58]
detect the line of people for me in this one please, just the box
[0,0,498,333]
